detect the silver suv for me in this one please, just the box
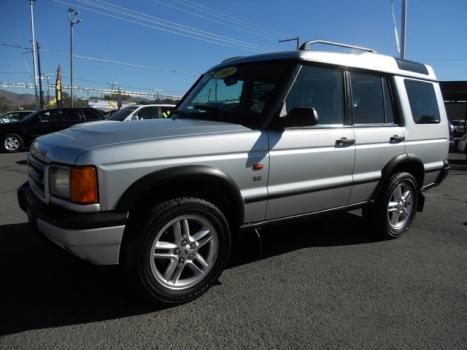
[18,40,449,304]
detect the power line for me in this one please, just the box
[173,0,288,37]
[55,0,273,52]
[1,42,198,76]
[150,0,278,40]
[78,0,273,51]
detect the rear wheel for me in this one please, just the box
[121,197,231,304]
[2,133,23,153]
[364,172,418,238]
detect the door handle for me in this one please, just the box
[390,135,405,143]
[335,137,355,147]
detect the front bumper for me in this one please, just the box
[17,182,127,265]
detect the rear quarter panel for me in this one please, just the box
[394,76,449,186]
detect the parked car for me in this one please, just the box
[108,104,175,121]
[18,40,449,304]
[1,107,104,152]
[0,110,34,124]
[457,132,467,154]
[452,119,467,137]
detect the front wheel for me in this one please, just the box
[121,197,231,304]
[364,172,418,239]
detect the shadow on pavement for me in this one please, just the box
[0,211,380,335]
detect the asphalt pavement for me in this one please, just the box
[0,151,466,349]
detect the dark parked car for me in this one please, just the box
[0,110,35,124]
[0,108,104,152]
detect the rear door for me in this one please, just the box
[266,64,356,219]
[349,71,405,203]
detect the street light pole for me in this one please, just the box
[28,0,40,110]
[68,7,80,108]
[400,0,408,59]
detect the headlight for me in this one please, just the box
[49,165,98,204]
[49,165,70,199]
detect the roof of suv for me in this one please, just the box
[211,50,437,81]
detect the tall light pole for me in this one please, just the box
[68,7,80,108]
[400,0,408,59]
[28,0,40,110]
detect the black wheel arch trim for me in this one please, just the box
[115,165,245,224]
[371,153,425,204]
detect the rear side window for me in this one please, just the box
[61,109,82,121]
[405,80,440,124]
[137,107,158,119]
[350,71,395,124]
[38,110,60,122]
[82,109,102,121]
[284,65,344,125]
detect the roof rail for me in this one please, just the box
[221,56,243,63]
[299,40,377,53]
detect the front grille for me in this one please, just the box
[28,154,46,200]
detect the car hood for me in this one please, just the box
[33,119,252,164]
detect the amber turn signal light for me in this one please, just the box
[70,166,98,204]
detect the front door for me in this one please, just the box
[266,64,355,220]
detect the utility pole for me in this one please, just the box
[36,42,44,109]
[278,36,300,50]
[28,0,40,110]
[400,0,407,59]
[68,7,80,108]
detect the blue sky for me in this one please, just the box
[1,0,466,98]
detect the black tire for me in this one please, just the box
[121,197,231,305]
[2,133,23,153]
[363,172,418,239]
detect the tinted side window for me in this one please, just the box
[38,110,60,122]
[137,107,158,119]
[351,72,385,124]
[61,109,82,121]
[82,109,102,120]
[284,65,344,125]
[405,80,440,124]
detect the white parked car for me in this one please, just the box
[108,104,175,122]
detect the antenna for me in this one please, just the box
[390,0,401,55]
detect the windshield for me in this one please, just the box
[109,106,138,121]
[174,62,291,128]
[0,111,31,123]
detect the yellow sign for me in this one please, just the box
[214,66,237,79]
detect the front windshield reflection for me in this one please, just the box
[175,62,291,129]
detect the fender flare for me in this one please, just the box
[115,165,244,224]
[371,153,425,201]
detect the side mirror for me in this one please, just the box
[282,107,319,128]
